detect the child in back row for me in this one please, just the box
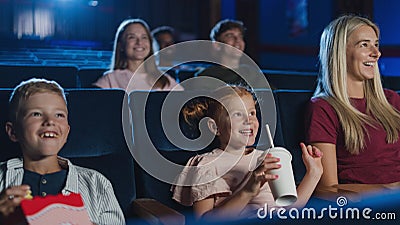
[0,78,125,225]
[171,85,323,221]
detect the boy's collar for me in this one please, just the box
[6,158,24,169]
[8,156,71,171]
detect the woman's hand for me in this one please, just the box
[300,142,323,178]
[0,185,31,217]
[244,154,280,197]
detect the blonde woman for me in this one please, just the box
[305,15,400,186]
[93,19,182,91]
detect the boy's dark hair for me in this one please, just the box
[8,78,66,123]
[210,19,246,41]
[151,26,175,40]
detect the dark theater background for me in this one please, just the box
[1,0,400,73]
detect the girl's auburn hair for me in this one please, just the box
[182,85,255,129]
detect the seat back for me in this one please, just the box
[382,75,400,91]
[175,68,198,83]
[129,89,278,216]
[0,65,78,88]
[0,88,21,162]
[60,89,135,216]
[129,91,206,216]
[263,69,317,90]
[273,89,314,184]
[77,68,106,88]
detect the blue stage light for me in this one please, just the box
[88,1,98,7]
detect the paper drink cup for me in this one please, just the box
[267,147,298,206]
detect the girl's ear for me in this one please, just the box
[5,122,18,142]
[207,119,219,136]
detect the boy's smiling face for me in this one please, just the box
[10,92,70,159]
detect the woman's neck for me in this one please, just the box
[127,60,145,73]
[347,78,365,98]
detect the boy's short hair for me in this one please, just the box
[8,78,67,123]
[151,26,175,51]
[151,26,175,40]
[210,19,246,41]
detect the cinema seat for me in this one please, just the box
[59,89,135,217]
[77,68,106,88]
[0,88,21,162]
[273,89,314,184]
[263,69,317,90]
[0,65,78,88]
[382,75,400,91]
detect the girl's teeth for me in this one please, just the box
[239,130,252,134]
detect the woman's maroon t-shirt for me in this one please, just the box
[305,89,400,184]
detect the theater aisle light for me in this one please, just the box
[88,1,99,7]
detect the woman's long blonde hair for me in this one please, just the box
[314,15,400,154]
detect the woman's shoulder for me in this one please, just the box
[384,88,400,99]
[306,96,338,120]
[383,88,400,106]
[95,69,120,82]
[103,69,130,76]
[308,96,333,110]
[310,96,329,104]
[94,69,132,88]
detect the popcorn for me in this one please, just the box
[25,190,33,200]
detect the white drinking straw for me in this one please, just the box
[265,124,275,148]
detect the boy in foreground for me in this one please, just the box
[0,78,125,225]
